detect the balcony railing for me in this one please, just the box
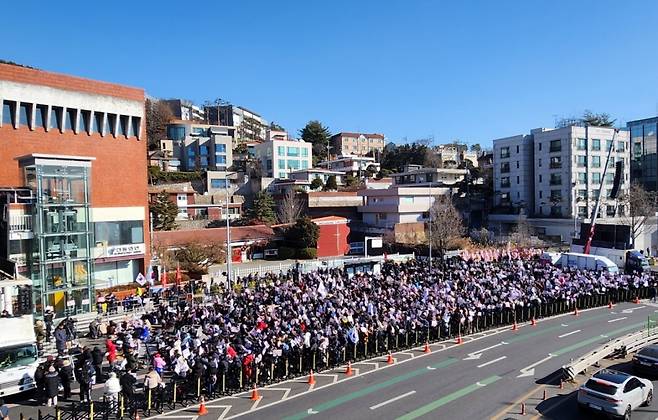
[549,146,562,153]
[549,162,562,169]
[9,214,32,231]
[549,179,562,186]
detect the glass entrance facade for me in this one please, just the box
[21,157,94,317]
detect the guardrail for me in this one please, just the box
[562,326,658,381]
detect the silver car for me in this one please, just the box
[577,369,653,419]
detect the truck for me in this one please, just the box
[0,280,40,397]
[555,252,619,274]
[570,244,650,274]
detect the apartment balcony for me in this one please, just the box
[549,162,562,169]
[549,146,562,153]
[549,180,562,186]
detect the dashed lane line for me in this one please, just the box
[369,390,417,410]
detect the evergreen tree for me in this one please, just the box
[150,191,178,231]
[300,120,331,164]
[285,217,320,248]
[324,175,338,191]
[246,191,276,225]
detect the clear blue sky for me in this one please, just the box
[2,0,658,147]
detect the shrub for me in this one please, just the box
[278,246,296,260]
[297,247,317,259]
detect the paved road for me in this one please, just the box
[137,301,656,420]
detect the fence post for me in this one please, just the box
[353,343,357,360]
[56,406,61,420]
[89,401,94,420]
[149,387,153,413]
[120,393,125,418]
[285,357,289,377]
[222,373,226,394]
[299,354,303,373]
[405,331,409,347]
[38,409,42,420]
[172,383,177,408]
[197,377,201,398]
[270,361,275,383]
[255,366,259,385]
[312,352,316,371]
[375,331,379,354]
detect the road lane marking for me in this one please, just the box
[608,317,627,322]
[427,366,436,370]
[314,373,339,383]
[558,330,581,338]
[395,375,501,420]
[506,313,609,344]
[281,358,458,420]
[518,354,556,378]
[369,390,416,410]
[250,397,263,410]
[553,321,645,356]
[477,356,506,368]
[463,341,508,360]
[622,306,646,314]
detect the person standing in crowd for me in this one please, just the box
[54,323,67,356]
[59,358,73,401]
[106,338,117,367]
[91,346,104,382]
[44,310,54,343]
[104,372,121,405]
[76,355,95,402]
[120,369,137,404]
[44,366,60,407]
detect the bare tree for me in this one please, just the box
[620,182,657,247]
[509,215,532,247]
[277,189,304,224]
[428,197,466,256]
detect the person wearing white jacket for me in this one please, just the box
[104,372,121,404]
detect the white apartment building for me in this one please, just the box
[254,139,313,179]
[533,125,629,219]
[493,134,535,212]
[491,125,630,240]
[318,155,380,177]
[392,166,468,187]
[357,186,453,229]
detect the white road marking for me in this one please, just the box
[399,352,416,358]
[314,373,339,383]
[307,408,318,415]
[355,362,379,369]
[250,397,263,410]
[518,354,556,378]
[608,317,627,323]
[369,390,417,410]
[209,406,232,420]
[558,330,581,338]
[622,306,646,314]
[266,387,292,399]
[561,323,569,327]
[601,334,609,338]
[463,341,508,360]
[477,356,507,368]
[427,366,437,370]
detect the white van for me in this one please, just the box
[556,252,619,274]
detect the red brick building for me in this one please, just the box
[0,63,148,317]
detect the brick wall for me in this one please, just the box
[0,63,144,102]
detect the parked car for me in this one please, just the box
[633,344,658,376]
[577,369,653,419]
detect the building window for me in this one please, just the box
[591,173,601,185]
[301,160,309,169]
[288,159,300,170]
[50,106,62,131]
[550,189,562,201]
[500,147,510,158]
[592,189,600,200]
[2,100,16,126]
[577,173,587,185]
[577,189,587,199]
[500,177,510,188]
[92,112,103,135]
[591,156,601,168]
[516,145,519,153]
[549,156,561,169]
[216,144,227,153]
[377,213,387,220]
[577,138,587,150]
[501,162,510,173]
[210,179,228,189]
[200,145,209,156]
[606,139,613,151]
[278,160,286,169]
[591,139,601,151]
[119,115,129,138]
[19,102,32,128]
[550,173,562,186]
[287,147,300,157]
[277,146,285,155]
[578,206,588,217]
[538,158,542,167]
[35,105,48,130]
[538,143,542,151]
[301,148,309,157]
[106,114,117,136]
[606,205,615,217]
[549,139,561,152]
[516,161,520,169]
[577,155,587,167]
[215,155,227,165]
[80,110,91,134]
[65,108,77,132]
[605,173,614,185]
[278,171,287,179]
[617,141,625,152]
[167,125,185,140]
[200,157,209,167]
[516,176,520,184]
[131,116,141,138]
[538,174,542,183]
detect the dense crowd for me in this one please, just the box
[34,255,658,407]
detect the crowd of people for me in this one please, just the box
[34,254,658,408]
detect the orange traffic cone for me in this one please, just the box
[456,335,463,345]
[608,301,613,309]
[573,307,579,316]
[531,318,537,327]
[345,361,354,376]
[512,322,518,331]
[198,396,209,416]
[635,296,640,304]
[386,352,394,365]
[423,342,431,353]
[250,384,260,401]
[308,369,316,385]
